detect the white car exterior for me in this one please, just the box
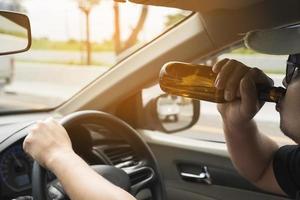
[0,56,13,83]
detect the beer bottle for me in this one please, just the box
[159,62,286,103]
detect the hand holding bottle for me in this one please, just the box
[213,59,274,125]
[159,60,285,125]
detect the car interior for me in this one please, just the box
[0,0,299,199]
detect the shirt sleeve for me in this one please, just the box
[273,145,300,198]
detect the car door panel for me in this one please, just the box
[140,131,290,200]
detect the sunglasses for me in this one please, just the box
[285,54,300,85]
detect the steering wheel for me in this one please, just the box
[31,110,165,200]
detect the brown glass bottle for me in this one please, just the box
[159,62,286,103]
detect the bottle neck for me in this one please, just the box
[257,84,286,103]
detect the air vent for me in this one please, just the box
[103,144,139,167]
[129,167,153,186]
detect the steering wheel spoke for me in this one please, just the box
[47,185,66,200]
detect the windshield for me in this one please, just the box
[0,0,190,114]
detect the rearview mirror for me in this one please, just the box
[0,11,31,55]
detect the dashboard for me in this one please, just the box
[0,141,33,197]
[0,116,143,200]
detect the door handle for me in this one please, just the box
[180,166,212,185]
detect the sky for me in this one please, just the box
[23,0,184,42]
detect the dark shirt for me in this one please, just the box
[273,145,300,199]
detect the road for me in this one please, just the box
[0,33,28,53]
[15,50,116,66]
[0,62,108,110]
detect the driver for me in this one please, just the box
[213,52,300,199]
[23,118,136,200]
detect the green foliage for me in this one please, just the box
[16,58,112,67]
[92,39,114,52]
[31,38,114,52]
[0,28,27,38]
[164,13,186,28]
[231,48,257,55]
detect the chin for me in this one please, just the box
[280,120,300,144]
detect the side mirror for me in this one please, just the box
[0,11,31,55]
[144,94,200,133]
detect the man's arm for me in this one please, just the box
[213,59,284,195]
[23,118,136,200]
[47,150,135,200]
[223,119,282,193]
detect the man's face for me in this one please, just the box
[279,69,300,143]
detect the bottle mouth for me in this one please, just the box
[266,86,286,103]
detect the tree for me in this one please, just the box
[76,1,149,62]
[77,0,100,65]
[113,2,148,55]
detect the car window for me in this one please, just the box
[142,43,295,146]
[0,0,191,113]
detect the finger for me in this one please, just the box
[29,125,40,134]
[215,59,237,89]
[44,117,64,133]
[31,120,43,129]
[239,67,269,119]
[224,65,249,101]
[212,58,229,73]
[45,117,57,129]
[23,134,34,154]
[44,117,56,126]
[35,121,51,133]
[45,117,61,128]
[250,67,274,86]
[239,76,259,120]
[51,119,68,135]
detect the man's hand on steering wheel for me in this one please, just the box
[23,118,74,171]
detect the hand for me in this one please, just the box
[213,59,273,126]
[23,118,74,170]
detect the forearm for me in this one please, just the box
[48,151,136,200]
[223,119,279,182]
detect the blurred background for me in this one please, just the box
[0,0,189,110]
